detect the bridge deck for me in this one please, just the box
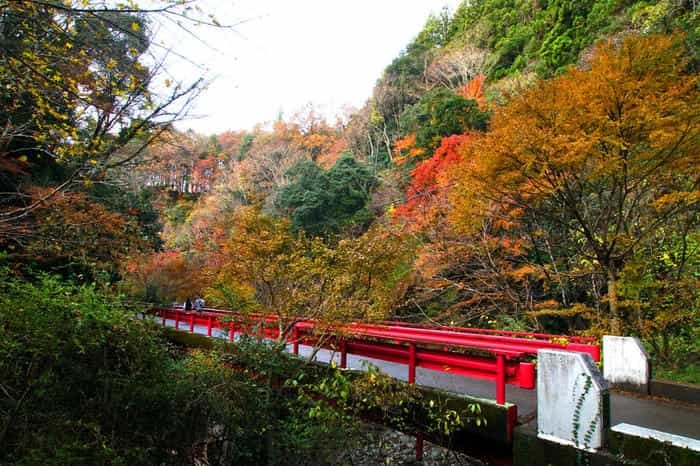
[157,316,700,441]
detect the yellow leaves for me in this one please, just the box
[527,302,593,319]
[213,209,412,330]
[653,190,700,211]
[130,22,140,32]
[369,105,384,126]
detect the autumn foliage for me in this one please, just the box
[394,134,470,231]
[448,34,700,334]
[457,75,486,109]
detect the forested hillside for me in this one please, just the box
[119,0,699,373]
[1,0,698,463]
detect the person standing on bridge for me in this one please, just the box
[184,297,193,311]
[194,296,204,312]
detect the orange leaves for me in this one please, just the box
[123,250,202,302]
[393,134,426,165]
[438,33,700,332]
[457,75,486,109]
[449,33,700,243]
[316,139,347,169]
[25,189,144,272]
[507,264,538,281]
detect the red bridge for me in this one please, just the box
[149,306,599,406]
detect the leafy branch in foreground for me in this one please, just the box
[0,0,223,246]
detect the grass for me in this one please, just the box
[654,364,700,385]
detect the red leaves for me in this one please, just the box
[394,134,470,230]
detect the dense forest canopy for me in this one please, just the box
[1,0,699,463]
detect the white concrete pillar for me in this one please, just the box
[602,336,650,394]
[537,349,610,451]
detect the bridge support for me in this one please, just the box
[415,431,423,460]
[602,336,650,394]
[340,341,347,368]
[408,343,416,384]
[496,355,506,405]
[292,327,299,355]
[537,349,610,451]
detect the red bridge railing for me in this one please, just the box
[381,320,597,344]
[148,306,599,407]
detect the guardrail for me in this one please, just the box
[148,306,599,406]
[382,320,598,345]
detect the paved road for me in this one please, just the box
[160,318,700,440]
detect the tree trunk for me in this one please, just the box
[608,269,621,335]
[383,124,393,163]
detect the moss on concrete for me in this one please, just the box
[514,419,700,466]
[607,428,700,466]
[514,421,627,466]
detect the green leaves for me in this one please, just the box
[276,154,378,237]
[399,88,489,159]
[0,269,362,464]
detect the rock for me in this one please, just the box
[341,423,484,466]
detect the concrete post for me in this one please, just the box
[537,349,610,451]
[602,335,650,394]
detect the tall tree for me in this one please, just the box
[276,154,378,237]
[449,34,700,334]
[210,207,413,343]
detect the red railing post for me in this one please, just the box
[207,316,212,337]
[229,322,235,342]
[340,340,347,368]
[175,310,180,330]
[189,313,194,333]
[496,354,506,405]
[292,326,299,355]
[408,343,416,384]
[161,309,165,326]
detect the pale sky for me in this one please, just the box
[155,1,461,135]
